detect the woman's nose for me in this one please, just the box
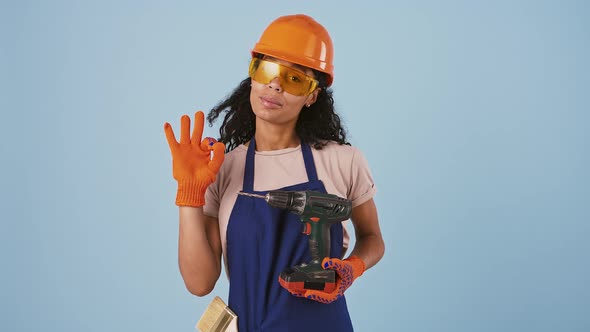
[267,77,283,93]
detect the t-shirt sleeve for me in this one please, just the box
[348,147,377,207]
[203,179,220,218]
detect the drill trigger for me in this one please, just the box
[303,223,311,235]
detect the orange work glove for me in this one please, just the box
[285,256,366,304]
[164,111,225,207]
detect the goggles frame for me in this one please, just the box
[248,58,319,96]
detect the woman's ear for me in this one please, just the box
[306,88,320,107]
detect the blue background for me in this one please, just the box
[2,0,589,331]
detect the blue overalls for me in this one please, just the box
[226,138,353,332]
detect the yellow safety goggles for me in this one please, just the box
[248,58,319,96]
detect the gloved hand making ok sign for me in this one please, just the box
[164,111,225,207]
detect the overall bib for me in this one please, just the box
[226,139,353,332]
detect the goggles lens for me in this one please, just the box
[248,58,319,96]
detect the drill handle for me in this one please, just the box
[308,222,332,265]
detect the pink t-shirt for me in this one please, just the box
[204,141,377,270]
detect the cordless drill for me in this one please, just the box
[238,190,352,293]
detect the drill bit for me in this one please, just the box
[237,192,267,199]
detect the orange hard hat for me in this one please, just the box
[252,14,334,86]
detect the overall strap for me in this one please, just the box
[301,142,319,182]
[243,138,257,191]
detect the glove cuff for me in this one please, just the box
[346,255,366,280]
[175,179,209,207]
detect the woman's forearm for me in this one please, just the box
[350,233,385,270]
[178,206,222,296]
[349,198,385,270]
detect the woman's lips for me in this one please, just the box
[260,96,282,108]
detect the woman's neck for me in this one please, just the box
[253,123,300,151]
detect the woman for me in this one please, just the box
[164,14,385,332]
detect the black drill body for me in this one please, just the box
[244,190,352,293]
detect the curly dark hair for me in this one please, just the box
[206,71,349,152]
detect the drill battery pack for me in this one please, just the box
[279,265,337,293]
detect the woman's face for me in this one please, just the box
[250,57,319,127]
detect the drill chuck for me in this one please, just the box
[265,191,306,215]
